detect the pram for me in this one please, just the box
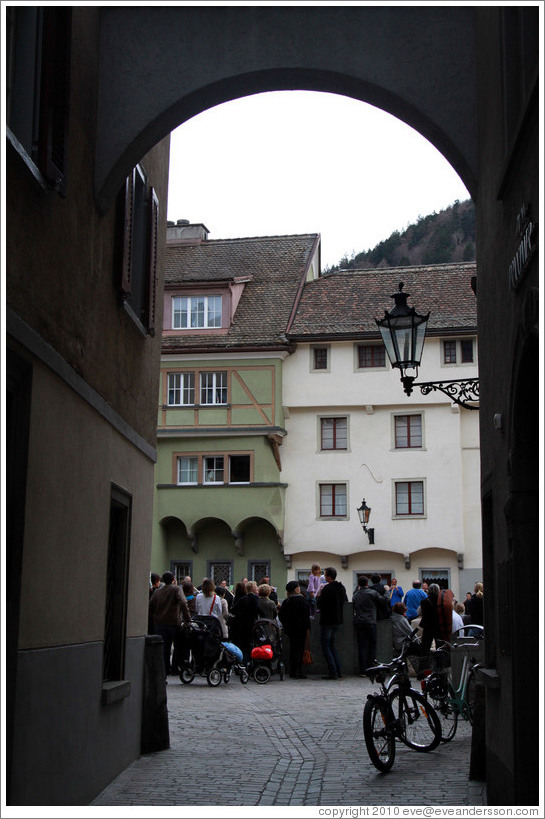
[249,618,285,684]
[177,614,249,686]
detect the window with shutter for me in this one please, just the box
[6,7,71,194]
[120,165,159,335]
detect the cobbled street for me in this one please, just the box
[92,674,486,809]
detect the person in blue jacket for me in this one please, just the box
[388,578,404,607]
[403,581,428,623]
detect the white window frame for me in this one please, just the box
[167,372,195,406]
[203,455,224,484]
[200,371,228,405]
[172,294,222,329]
[319,415,349,451]
[393,479,426,519]
[318,482,348,519]
[177,456,199,485]
[392,412,424,450]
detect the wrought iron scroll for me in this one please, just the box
[413,378,479,409]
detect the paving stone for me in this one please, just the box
[91,675,486,807]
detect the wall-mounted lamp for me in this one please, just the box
[357,498,375,544]
[375,282,479,410]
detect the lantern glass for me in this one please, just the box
[357,500,371,527]
[376,284,429,373]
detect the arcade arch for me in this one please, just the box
[158,514,286,589]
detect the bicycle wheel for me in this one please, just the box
[363,697,396,773]
[391,689,441,752]
[431,695,458,742]
[465,670,477,724]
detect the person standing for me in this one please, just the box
[388,578,404,607]
[148,573,163,635]
[229,580,260,663]
[420,584,453,654]
[403,581,428,623]
[149,571,191,680]
[370,573,391,620]
[259,576,278,605]
[257,584,278,620]
[307,563,322,617]
[214,585,230,639]
[195,578,222,618]
[317,567,348,680]
[465,581,484,627]
[352,575,388,676]
[219,580,235,610]
[278,580,311,679]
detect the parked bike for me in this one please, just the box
[418,624,484,742]
[363,630,442,773]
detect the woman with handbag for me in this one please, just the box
[195,578,222,619]
[278,581,311,679]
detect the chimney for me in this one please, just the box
[166,219,210,244]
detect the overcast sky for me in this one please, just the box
[167,90,471,270]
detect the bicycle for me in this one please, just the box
[363,630,442,773]
[417,624,484,743]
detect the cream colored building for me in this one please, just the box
[282,263,481,600]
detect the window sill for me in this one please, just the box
[318,517,349,522]
[392,515,427,521]
[102,680,131,705]
[165,404,230,409]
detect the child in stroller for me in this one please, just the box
[249,618,285,684]
[177,614,249,686]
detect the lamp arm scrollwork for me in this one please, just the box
[402,376,479,410]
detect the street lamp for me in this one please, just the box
[357,499,374,544]
[375,282,479,410]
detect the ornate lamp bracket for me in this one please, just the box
[402,376,479,410]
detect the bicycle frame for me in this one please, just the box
[423,629,483,722]
[367,632,432,737]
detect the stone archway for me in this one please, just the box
[94,5,478,212]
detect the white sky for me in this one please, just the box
[167,90,471,269]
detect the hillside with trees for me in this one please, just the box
[325,199,475,273]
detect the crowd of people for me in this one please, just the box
[148,567,484,682]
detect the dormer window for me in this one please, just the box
[172,295,222,329]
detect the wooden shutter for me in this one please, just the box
[147,187,159,335]
[121,169,135,298]
[39,8,71,194]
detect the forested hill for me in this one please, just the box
[325,199,475,273]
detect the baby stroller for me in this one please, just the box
[249,618,285,684]
[178,614,249,686]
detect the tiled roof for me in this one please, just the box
[287,262,477,339]
[162,234,320,352]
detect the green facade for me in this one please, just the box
[151,356,289,591]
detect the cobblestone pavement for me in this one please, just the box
[92,674,486,809]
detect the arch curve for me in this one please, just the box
[95,6,477,211]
